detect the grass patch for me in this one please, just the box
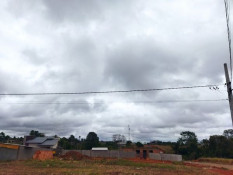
[0,159,218,175]
[99,159,203,174]
[172,161,184,165]
[198,157,233,165]
[101,159,182,170]
[0,160,14,163]
[24,159,81,168]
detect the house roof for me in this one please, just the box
[40,138,59,146]
[26,137,59,147]
[26,137,47,144]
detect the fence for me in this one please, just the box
[0,144,49,161]
[62,150,136,159]
[0,145,182,161]
[149,153,182,162]
[62,150,182,161]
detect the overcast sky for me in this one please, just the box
[0,0,232,142]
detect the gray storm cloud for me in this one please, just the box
[0,0,231,141]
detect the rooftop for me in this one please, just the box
[92,147,108,151]
[26,137,59,147]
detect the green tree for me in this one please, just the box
[198,132,233,158]
[29,130,45,137]
[68,135,79,149]
[84,132,99,150]
[174,131,198,160]
[0,132,5,143]
[103,141,118,150]
[199,139,209,157]
[136,142,143,147]
[126,141,132,147]
[58,137,70,149]
[58,135,81,150]
[223,129,233,139]
[0,132,10,143]
[208,135,233,158]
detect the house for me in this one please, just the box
[25,137,59,149]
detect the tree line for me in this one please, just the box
[173,129,233,160]
[1,129,233,160]
[58,132,139,150]
[0,130,143,150]
[59,132,101,150]
[0,132,23,144]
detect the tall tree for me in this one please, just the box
[29,130,45,137]
[208,135,233,158]
[0,132,6,142]
[199,139,210,157]
[223,129,233,139]
[0,132,10,143]
[126,141,132,147]
[136,142,143,147]
[174,131,198,160]
[85,132,99,150]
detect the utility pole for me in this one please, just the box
[224,63,233,125]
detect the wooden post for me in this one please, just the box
[224,63,233,125]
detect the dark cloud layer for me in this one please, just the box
[0,0,231,142]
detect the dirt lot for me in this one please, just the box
[185,161,233,171]
[0,158,233,175]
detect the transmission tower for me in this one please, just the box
[128,125,131,141]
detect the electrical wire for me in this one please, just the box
[0,99,227,105]
[0,84,223,96]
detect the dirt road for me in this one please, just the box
[186,161,233,170]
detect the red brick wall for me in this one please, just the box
[33,150,53,160]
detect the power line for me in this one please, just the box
[0,99,227,105]
[224,0,233,81]
[0,84,223,96]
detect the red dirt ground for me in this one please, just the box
[128,158,233,175]
[59,151,90,160]
[33,150,53,161]
[184,162,233,175]
[1,157,233,175]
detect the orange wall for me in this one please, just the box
[0,143,19,150]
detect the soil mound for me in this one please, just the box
[33,150,53,161]
[60,151,89,160]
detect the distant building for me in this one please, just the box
[122,145,165,159]
[25,137,59,149]
[112,134,126,145]
[92,147,108,151]
[23,136,35,144]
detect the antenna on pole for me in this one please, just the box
[128,125,131,141]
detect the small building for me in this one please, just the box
[122,145,165,159]
[91,147,108,151]
[25,137,59,149]
[135,147,164,159]
[112,134,126,147]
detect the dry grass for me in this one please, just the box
[0,158,227,175]
[198,157,233,165]
[153,145,174,154]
